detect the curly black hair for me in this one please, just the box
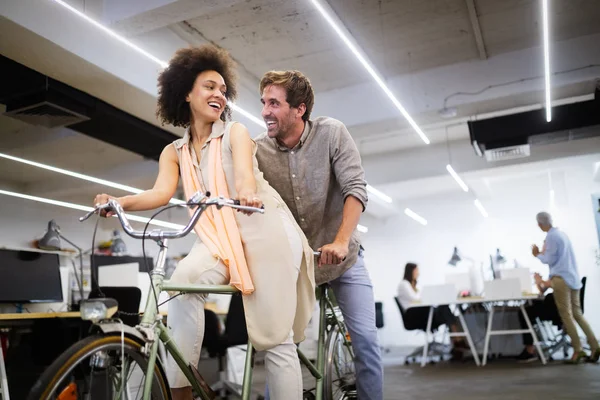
[156,45,238,127]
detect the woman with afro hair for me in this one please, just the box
[93,45,315,400]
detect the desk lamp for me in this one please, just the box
[110,230,128,255]
[39,220,84,300]
[448,247,463,266]
[494,248,506,265]
[448,247,484,296]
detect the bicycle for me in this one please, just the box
[28,191,357,400]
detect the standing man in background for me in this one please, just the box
[532,211,599,363]
[255,70,383,399]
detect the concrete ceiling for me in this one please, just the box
[184,0,600,92]
[1,0,599,223]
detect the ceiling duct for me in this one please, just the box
[0,55,177,160]
[3,79,90,128]
[468,88,600,162]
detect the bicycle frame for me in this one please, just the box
[131,237,254,400]
[296,285,354,400]
[134,238,352,400]
[82,196,353,400]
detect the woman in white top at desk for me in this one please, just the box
[397,263,467,357]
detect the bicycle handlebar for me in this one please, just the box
[79,191,265,240]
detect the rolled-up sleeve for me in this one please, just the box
[329,122,368,211]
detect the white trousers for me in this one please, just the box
[166,208,303,400]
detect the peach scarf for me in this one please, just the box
[179,134,254,294]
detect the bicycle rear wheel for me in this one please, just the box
[29,333,170,400]
[323,325,357,400]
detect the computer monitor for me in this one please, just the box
[0,249,62,303]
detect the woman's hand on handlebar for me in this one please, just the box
[237,189,263,216]
[93,193,117,217]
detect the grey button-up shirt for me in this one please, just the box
[255,116,368,284]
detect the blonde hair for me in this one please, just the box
[259,70,314,121]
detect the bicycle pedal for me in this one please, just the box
[189,363,217,400]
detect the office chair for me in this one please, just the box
[88,286,142,327]
[394,297,449,365]
[375,302,390,354]
[203,293,264,399]
[540,277,589,360]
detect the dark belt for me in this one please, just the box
[358,245,365,257]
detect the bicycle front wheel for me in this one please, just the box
[323,324,357,400]
[29,333,170,400]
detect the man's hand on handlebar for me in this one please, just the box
[93,193,117,217]
[237,189,263,216]
[317,241,349,267]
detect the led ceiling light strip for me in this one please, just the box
[49,0,265,128]
[1,151,371,232]
[404,208,427,226]
[0,152,185,205]
[474,199,489,218]
[446,164,469,192]
[0,189,185,229]
[309,0,430,144]
[542,0,552,122]
[366,184,392,204]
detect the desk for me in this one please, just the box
[408,294,545,367]
[0,312,80,321]
[408,298,482,367]
[481,294,546,365]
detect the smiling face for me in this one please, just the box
[186,70,227,123]
[260,84,305,140]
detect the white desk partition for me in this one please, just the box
[499,268,532,293]
[420,284,458,305]
[484,278,521,300]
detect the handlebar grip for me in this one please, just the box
[233,199,265,210]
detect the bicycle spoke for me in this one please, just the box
[324,322,357,400]
[134,363,144,400]
[121,357,134,400]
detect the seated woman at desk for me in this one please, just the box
[397,263,467,358]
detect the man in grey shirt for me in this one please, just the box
[255,70,383,400]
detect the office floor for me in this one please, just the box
[199,348,600,400]
[381,360,600,400]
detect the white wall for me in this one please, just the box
[363,162,600,347]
